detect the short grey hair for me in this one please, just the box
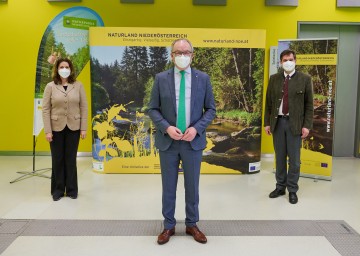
[171,38,194,53]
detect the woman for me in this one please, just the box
[42,58,88,201]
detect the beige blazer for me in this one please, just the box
[42,81,88,134]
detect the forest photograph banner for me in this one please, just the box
[89,27,266,174]
[278,39,338,179]
[34,6,104,136]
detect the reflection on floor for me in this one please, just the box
[0,156,360,255]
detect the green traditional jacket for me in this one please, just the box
[264,71,314,135]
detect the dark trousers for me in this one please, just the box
[273,117,302,193]
[50,126,80,198]
[159,140,203,230]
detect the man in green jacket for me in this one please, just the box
[264,49,314,204]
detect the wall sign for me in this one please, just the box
[193,0,226,5]
[120,0,154,3]
[48,0,81,2]
[337,0,360,7]
[265,0,298,6]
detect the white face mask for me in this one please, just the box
[175,55,191,69]
[58,68,71,79]
[282,60,295,72]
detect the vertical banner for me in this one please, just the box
[34,6,104,136]
[278,39,338,180]
[269,46,279,77]
[89,27,266,174]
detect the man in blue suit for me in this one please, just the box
[148,38,216,244]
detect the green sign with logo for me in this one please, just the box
[63,16,97,30]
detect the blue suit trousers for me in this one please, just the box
[159,140,203,230]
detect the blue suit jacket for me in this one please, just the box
[148,67,216,151]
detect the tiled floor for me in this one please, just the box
[0,155,359,255]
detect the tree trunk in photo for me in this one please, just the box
[312,41,324,96]
[248,48,254,106]
[232,48,250,112]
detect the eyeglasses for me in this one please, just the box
[172,51,193,57]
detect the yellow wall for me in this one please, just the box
[0,0,359,154]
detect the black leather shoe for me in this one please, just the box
[269,188,286,198]
[289,192,298,204]
[52,195,62,201]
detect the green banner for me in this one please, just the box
[33,7,104,136]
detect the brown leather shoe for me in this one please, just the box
[186,225,207,244]
[157,228,175,245]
